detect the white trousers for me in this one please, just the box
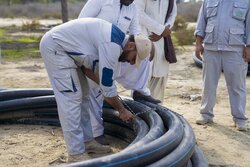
[200,50,248,124]
[88,59,151,137]
[148,49,170,103]
[148,75,168,103]
[40,32,93,155]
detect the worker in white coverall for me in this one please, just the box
[134,0,177,102]
[39,18,152,162]
[78,0,161,145]
[195,0,250,131]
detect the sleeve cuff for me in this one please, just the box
[101,87,117,97]
[194,30,205,38]
[246,39,250,46]
[154,24,165,36]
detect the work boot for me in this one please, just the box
[67,153,90,163]
[133,91,161,104]
[95,135,109,145]
[196,116,213,125]
[234,122,248,131]
[85,139,112,154]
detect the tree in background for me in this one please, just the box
[61,0,68,23]
[7,0,12,6]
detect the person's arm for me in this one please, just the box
[194,0,207,40]
[104,96,134,121]
[244,46,250,62]
[98,43,135,121]
[78,0,102,18]
[134,0,165,36]
[195,35,204,60]
[244,3,250,62]
[158,0,177,38]
[81,66,99,84]
[164,0,177,29]
[128,4,141,35]
[194,0,207,59]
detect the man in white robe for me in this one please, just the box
[134,0,177,101]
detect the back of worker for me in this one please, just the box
[40,18,125,160]
[51,18,110,59]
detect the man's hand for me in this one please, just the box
[81,66,99,84]
[119,108,135,122]
[149,26,171,42]
[161,26,171,37]
[195,36,204,60]
[244,46,250,62]
[149,33,162,42]
[104,96,135,122]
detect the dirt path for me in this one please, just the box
[0,46,250,166]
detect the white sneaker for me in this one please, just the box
[85,139,112,154]
[234,122,248,131]
[196,116,213,125]
[67,153,90,163]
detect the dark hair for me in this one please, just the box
[128,35,135,42]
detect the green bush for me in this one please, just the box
[172,15,188,31]
[21,20,40,31]
[172,29,195,46]
[172,15,195,46]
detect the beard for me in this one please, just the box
[120,0,133,6]
[119,50,129,62]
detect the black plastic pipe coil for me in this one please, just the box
[0,89,208,167]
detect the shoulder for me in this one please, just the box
[130,2,137,10]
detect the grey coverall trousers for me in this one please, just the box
[40,32,93,156]
[201,49,248,125]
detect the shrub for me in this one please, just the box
[21,20,40,31]
[172,15,195,46]
[172,15,188,31]
[172,29,195,46]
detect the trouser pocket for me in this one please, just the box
[53,70,77,93]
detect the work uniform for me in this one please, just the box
[40,18,126,155]
[195,0,250,125]
[79,0,150,138]
[134,0,177,101]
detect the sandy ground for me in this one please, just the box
[0,46,250,167]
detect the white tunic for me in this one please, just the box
[79,0,140,35]
[134,0,177,77]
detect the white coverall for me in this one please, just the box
[134,0,177,101]
[195,0,249,125]
[78,0,150,138]
[40,18,127,155]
